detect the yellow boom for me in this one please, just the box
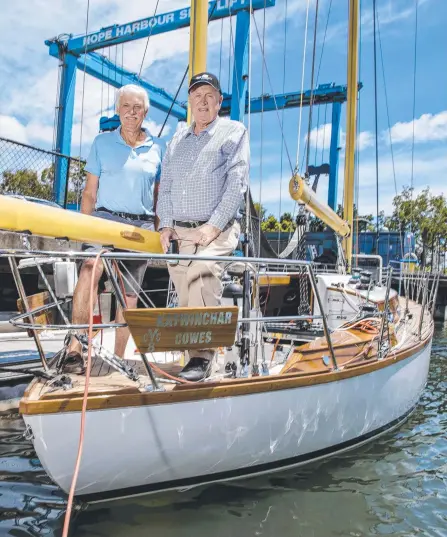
[0,195,163,253]
[289,175,350,237]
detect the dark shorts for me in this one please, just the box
[82,210,155,296]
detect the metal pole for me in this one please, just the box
[378,267,393,359]
[342,0,359,268]
[307,265,338,370]
[187,0,208,124]
[8,257,49,371]
[418,273,429,340]
[102,259,161,390]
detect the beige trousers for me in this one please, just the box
[168,221,240,361]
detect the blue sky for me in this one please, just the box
[0,0,445,220]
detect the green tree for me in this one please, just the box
[0,169,53,199]
[261,214,280,232]
[279,212,296,232]
[253,202,267,222]
[386,186,447,267]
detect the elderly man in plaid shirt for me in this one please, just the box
[157,72,249,382]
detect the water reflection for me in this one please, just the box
[1,324,446,537]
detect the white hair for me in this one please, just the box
[115,84,150,113]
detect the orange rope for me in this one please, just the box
[62,248,107,537]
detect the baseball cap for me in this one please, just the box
[188,72,222,94]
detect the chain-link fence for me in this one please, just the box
[0,137,86,208]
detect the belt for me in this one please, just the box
[97,207,153,222]
[173,220,207,228]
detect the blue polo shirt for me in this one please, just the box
[85,127,161,215]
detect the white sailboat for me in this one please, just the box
[0,0,437,508]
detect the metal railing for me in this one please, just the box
[0,137,85,207]
[1,249,340,389]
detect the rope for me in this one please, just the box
[62,248,106,537]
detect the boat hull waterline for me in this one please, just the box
[23,340,432,502]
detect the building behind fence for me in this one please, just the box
[0,137,86,209]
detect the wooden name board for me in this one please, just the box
[124,306,239,353]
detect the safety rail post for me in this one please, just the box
[307,265,338,370]
[378,267,393,359]
[102,258,162,391]
[418,273,429,340]
[8,257,49,371]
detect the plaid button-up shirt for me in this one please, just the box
[157,116,249,231]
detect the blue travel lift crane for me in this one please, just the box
[45,0,359,210]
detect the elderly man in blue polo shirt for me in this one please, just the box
[63,84,162,372]
[157,72,249,382]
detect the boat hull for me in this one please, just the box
[23,340,432,502]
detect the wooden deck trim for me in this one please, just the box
[19,327,433,416]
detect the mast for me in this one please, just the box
[342,0,359,270]
[188,0,208,124]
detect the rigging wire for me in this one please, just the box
[229,4,242,111]
[277,0,289,254]
[305,0,320,175]
[245,0,253,255]
[353,0,363,264]
[51,49,63,153]
[157,2,218,138]
[258,1,267,255]
[373,0,380,250]
[100,55,104,119]
[376,8,404,260]
[314,104,321,166]
[409,0,419,240]
[138,0,161,78]
[114,44,118,85]
[251,13,293,173]
[321,103,328,163]
[107,47,111,112]
[76,0,91,208]
[295,0,311,170]
[218,17,224,81]
[121,43,124,85]
[228,15,233,94]
[315,0,333,83]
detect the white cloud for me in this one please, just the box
[0,115,29,144]
[307,123,333,149]
[250,142,447,221]
[387,110,447,144]
[357,131,374,151]
[307,123,373,151]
